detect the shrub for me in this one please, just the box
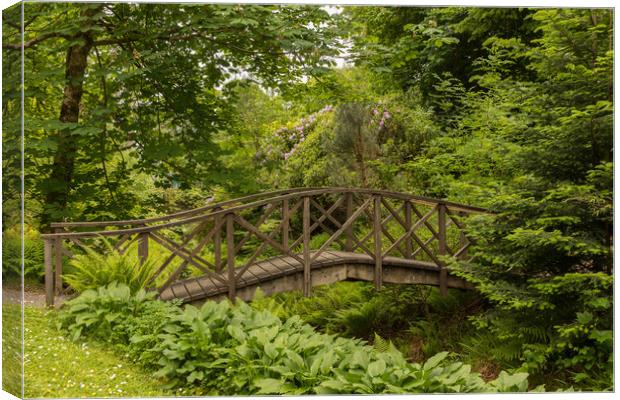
[2,225,44,279]
[58,283,532,395]
[461,272,613,390]
[252,282,480,347]
[63,238,159,294]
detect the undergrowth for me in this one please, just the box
[56,283,533,394]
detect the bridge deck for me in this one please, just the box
[159,250,471,303]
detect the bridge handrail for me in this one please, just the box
[41,187,487,239]
[49,187,326,229]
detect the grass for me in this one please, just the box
[2,303,22,397]
[3,303,189,398]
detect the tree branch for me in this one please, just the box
[3,31,72,50]
[5,13,39,31]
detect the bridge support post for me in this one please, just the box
[438,204,448,296]
[458,211,468,260]
[44,238,54,307]
[345,192,353,252]
[282,199,289,250]
[405,201,412,258]
[303,196,311,297]
[226,213,236,302]
[214,209,222,272]
[374,195,383,290]
[138,232,149,265]
[54,228,63,295]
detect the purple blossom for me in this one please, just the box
[383,111,392,119]
[379,120,385,128]
[372,108,379,115]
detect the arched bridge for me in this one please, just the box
[41,188,486,307]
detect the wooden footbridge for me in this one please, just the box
[41,188,485,306]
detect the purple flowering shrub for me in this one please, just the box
[267,103,396,164]
[264,105,334,162]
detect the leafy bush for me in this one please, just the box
[63,239,159,294]
[2,225,44,279]
[252,281,480,350]
[58,283,532,395]
[458,272,612,390]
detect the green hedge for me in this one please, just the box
[57,283,534,395]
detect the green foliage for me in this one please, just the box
[350,7,537,108]
[252,281,481,360]
[20,304,181,397]
[58,284,530,394]
[346,7,613,390]
[4,4,613,393]
[2,225,44,279]
[63,239,160,294]
[3,3,343,228]
[58,283,157,343]
[453,272,612,390]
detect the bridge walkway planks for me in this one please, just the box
[159,250,472,304]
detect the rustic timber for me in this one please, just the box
[42,187,485,306]
[159,251,474,304]
[44,239,54,307]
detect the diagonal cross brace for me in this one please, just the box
[309,198,374,257]
[310,197,373,263]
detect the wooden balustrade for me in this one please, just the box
[41,187,485,306]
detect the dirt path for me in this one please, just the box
[2,281,64,308]
[3,287,47,307]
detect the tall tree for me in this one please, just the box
[2,3,341,229]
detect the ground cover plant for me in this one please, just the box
[57,283,533,395]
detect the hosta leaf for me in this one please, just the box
[187,370,204,383]
[317,378,348,393]
[423,352,449,371]
[255,378,285,394]
[368,359,386,377]
[227,324,247,342]
[490,371,529,392]
[264,342,278,359]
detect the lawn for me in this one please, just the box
[3,304,187,398]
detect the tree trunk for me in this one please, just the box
[41,8,97,230]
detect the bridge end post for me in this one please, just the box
[373,195,383,290]
[54,229,63,295]
[438,204,448,296]
[44,238,54,307]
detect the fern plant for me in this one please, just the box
[64,238,159,294]
[2,225,44,279]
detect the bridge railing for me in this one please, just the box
[41,187,486,306]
